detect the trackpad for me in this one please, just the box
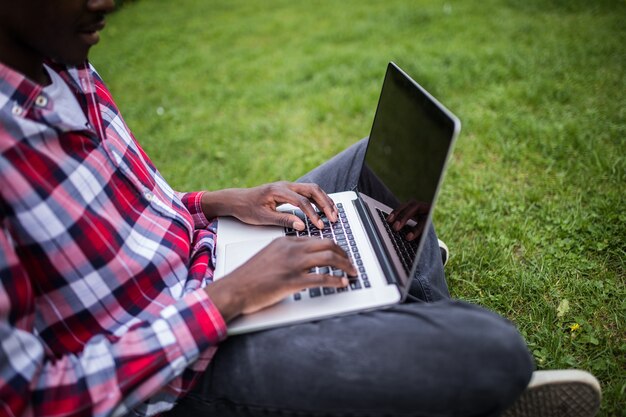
[222,238,276,276]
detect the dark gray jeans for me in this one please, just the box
[166,139,534,417]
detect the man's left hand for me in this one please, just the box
[200,182,338,230]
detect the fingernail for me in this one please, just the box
[318,220,324,229]
[341,277,349,287]
[394,221,401,231]
[293,221,305,231]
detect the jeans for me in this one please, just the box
[166,139,534,417]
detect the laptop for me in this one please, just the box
[214,62,460,334]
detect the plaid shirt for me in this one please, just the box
[0,61,227,417]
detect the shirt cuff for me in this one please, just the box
[179,191,211,228]
[161,289,228,367]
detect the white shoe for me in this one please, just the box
[437,239,449,266]
[502,370,602,417]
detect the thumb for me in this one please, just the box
[265,211,306,231]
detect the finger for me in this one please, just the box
[287,183,336,225]
[291,238,356,276]
[293,183,338,223]
[406,226,419,241]
[299,273,349,289]
[260,210,308,230]
[393,213,409,231]
[256,185,315,229]
[299,244,356,276]
[293,237,352,261]
[282,188,325,229]
[388,200,412,225]
[288,213,306,231]
[295,236,348,255]
[394,210,413,231]
[406,222,427,241]
[394,203,421,231]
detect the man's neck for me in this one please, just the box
[0,34,50,85]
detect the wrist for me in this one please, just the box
[204,278,243,323]
[201,188,247,219]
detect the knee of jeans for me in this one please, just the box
[452,304,534,411]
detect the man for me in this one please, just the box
[0,1,601,416]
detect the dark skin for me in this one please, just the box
[0,0,355,323]
[387,199,431,241]
[201,183,354,321]
[0,0,115,84]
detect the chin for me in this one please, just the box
[51,47,91,67]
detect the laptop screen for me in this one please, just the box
[357,62,459,288]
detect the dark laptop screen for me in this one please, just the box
[357,62,459,282]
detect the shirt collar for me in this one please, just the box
[0,60,45,118]
[0,60,104,137]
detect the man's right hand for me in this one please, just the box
[386,199,431,241]
[204,237,356,322]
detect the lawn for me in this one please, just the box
[91,0,625,414]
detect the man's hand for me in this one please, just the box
[201,182,337,231]
[205,237,356,322]
[386,199,431,241]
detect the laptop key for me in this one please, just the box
[309,287,322,298]
[317,266,330,274]
[293,292,302,301]
[350,281,362,290]
[323,287,336,295]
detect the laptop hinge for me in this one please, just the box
[352,198,399,286]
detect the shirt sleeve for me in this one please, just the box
[0,228,227,417]
[176,191,212,229]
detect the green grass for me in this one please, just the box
[92,0,625,414]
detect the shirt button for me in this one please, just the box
[35,95,48,107]
[12,104,23,116]
[144,192,154,202]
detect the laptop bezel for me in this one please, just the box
[351,62,461,300]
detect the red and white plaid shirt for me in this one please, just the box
[0,61,227,417]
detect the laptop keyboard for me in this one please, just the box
[284,203,370,301]
[376,208,418,275]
